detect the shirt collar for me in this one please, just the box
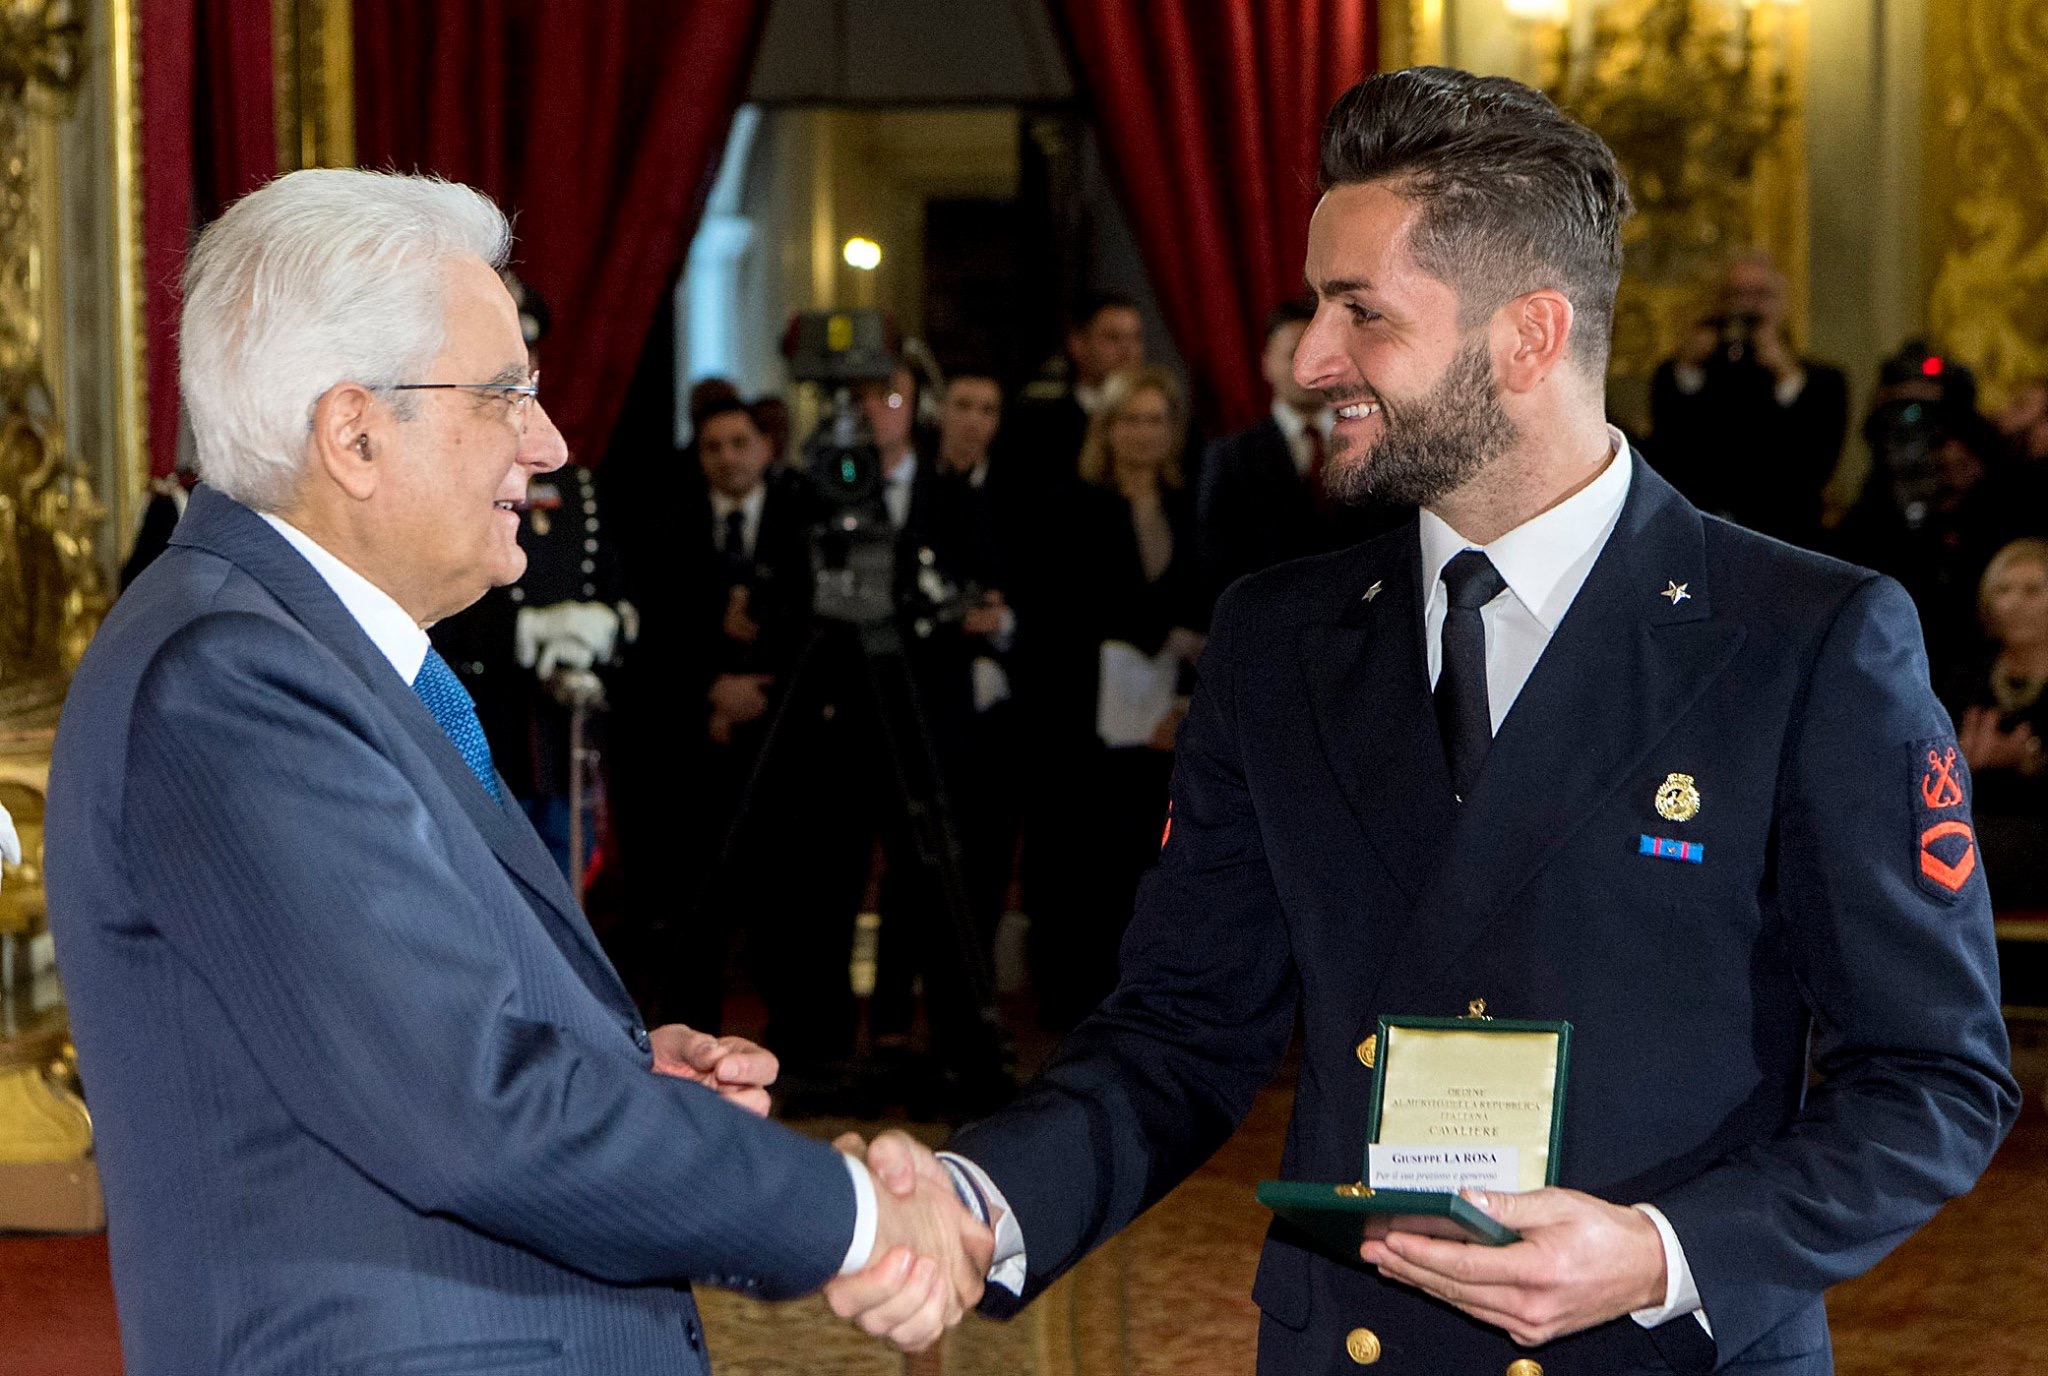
[1269,400,1329,445]
[884,450,919,485]
[258,512,432,684]
[1418,425,1632,632]
[711,484,766,523]
[1074,381,1106,416]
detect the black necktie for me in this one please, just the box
[722,508,749,582]
[1435,549,1506,801]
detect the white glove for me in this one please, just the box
[0,801,19,870]
[515,602,623,680]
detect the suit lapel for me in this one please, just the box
[1298,525,1458,910]
[173,489,636,1016]
[1370,457,1747,1009]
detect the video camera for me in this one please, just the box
[781,310,905,625]
[781,309,976,632]
[1861,340,1977,531]
[1701,311,1766,370]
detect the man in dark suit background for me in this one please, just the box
[644,396,816,1034]
[827,68,2018,1374]
[1198,298,1404,596]
[46,168,988,1373]
[1647,250,1849,549]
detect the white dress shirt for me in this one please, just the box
[951,428,1709,1330]
[710,483,767,561]
[259,514,431,682]
[882,450,918,529]
[259,512,882,1274]
[1418,426,1631,729]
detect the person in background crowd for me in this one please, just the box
[1944,538,2048,904]
[1647,249,1848,548]
[601,374,744,1007]
[759,361,1008,1115]
[1032,365,1207,1031]
[932,370,1023,954]
[1834,345,2039,676]
[650,396,816,1033]
[1199,299,1404,598]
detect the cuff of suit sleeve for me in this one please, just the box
[939,1151,1026,1296]
[838,1153,878,1275]
[1630,1202,1711,1336]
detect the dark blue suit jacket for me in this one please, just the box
[47,487,858,1375]
[951,456,2018,1374]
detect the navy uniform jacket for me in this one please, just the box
[46,487,858,1375]
[950,456,2018,1375]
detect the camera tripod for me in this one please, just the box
[720,598,1014,1117]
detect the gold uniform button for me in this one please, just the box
[1355,1034,1377,1068]
[1505,1360,1544,1376]
[1344,1327,1382,1364]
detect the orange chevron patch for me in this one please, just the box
[1919,819,1977,894]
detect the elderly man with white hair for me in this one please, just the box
[44,168,988,1375]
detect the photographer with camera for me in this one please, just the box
[1648,250,1848,547]
[1834,344,2044,677]
[737,337,1010,1115]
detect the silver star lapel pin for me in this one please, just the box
[1661,581,1691,605]
[1362,580,1383,603]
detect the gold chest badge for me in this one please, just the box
[1654,772,1701,822]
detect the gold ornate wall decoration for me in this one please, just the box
[1,0,111,702]
[0,0,148,1233]
[1924,0,2048,413]
[273,0,353,173]
[1531,0,1809,387]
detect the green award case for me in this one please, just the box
[1256,1009,1572,1252]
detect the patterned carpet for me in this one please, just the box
[3,1031,2040,1375]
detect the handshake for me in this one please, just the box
[649,1025,993,1354]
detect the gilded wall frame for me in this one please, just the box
[0,0,148,727]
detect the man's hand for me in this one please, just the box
[962,591,1007,639]
[723,586,761,645]
[1361,1188,1668,1347]
[646,1024,777,1117]
[706,673,774,745]
[1751,325,1800,387]
[824,1131,993,1352]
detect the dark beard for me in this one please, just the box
[1325,335,1518,508]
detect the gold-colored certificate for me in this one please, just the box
[1257,1006,1571,1249]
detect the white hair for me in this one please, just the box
[179,168,511,512]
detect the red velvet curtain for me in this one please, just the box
[138,0,276,479]
[1051,1,1376,435]
[353,0,769,466]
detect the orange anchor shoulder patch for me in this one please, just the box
[1912,741,1978,900]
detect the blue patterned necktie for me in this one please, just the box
[412,648,502,800]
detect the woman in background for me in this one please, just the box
[1033,365,1208,1029]
[1947,537,2048,906]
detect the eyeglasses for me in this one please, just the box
[392,370,541,428]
